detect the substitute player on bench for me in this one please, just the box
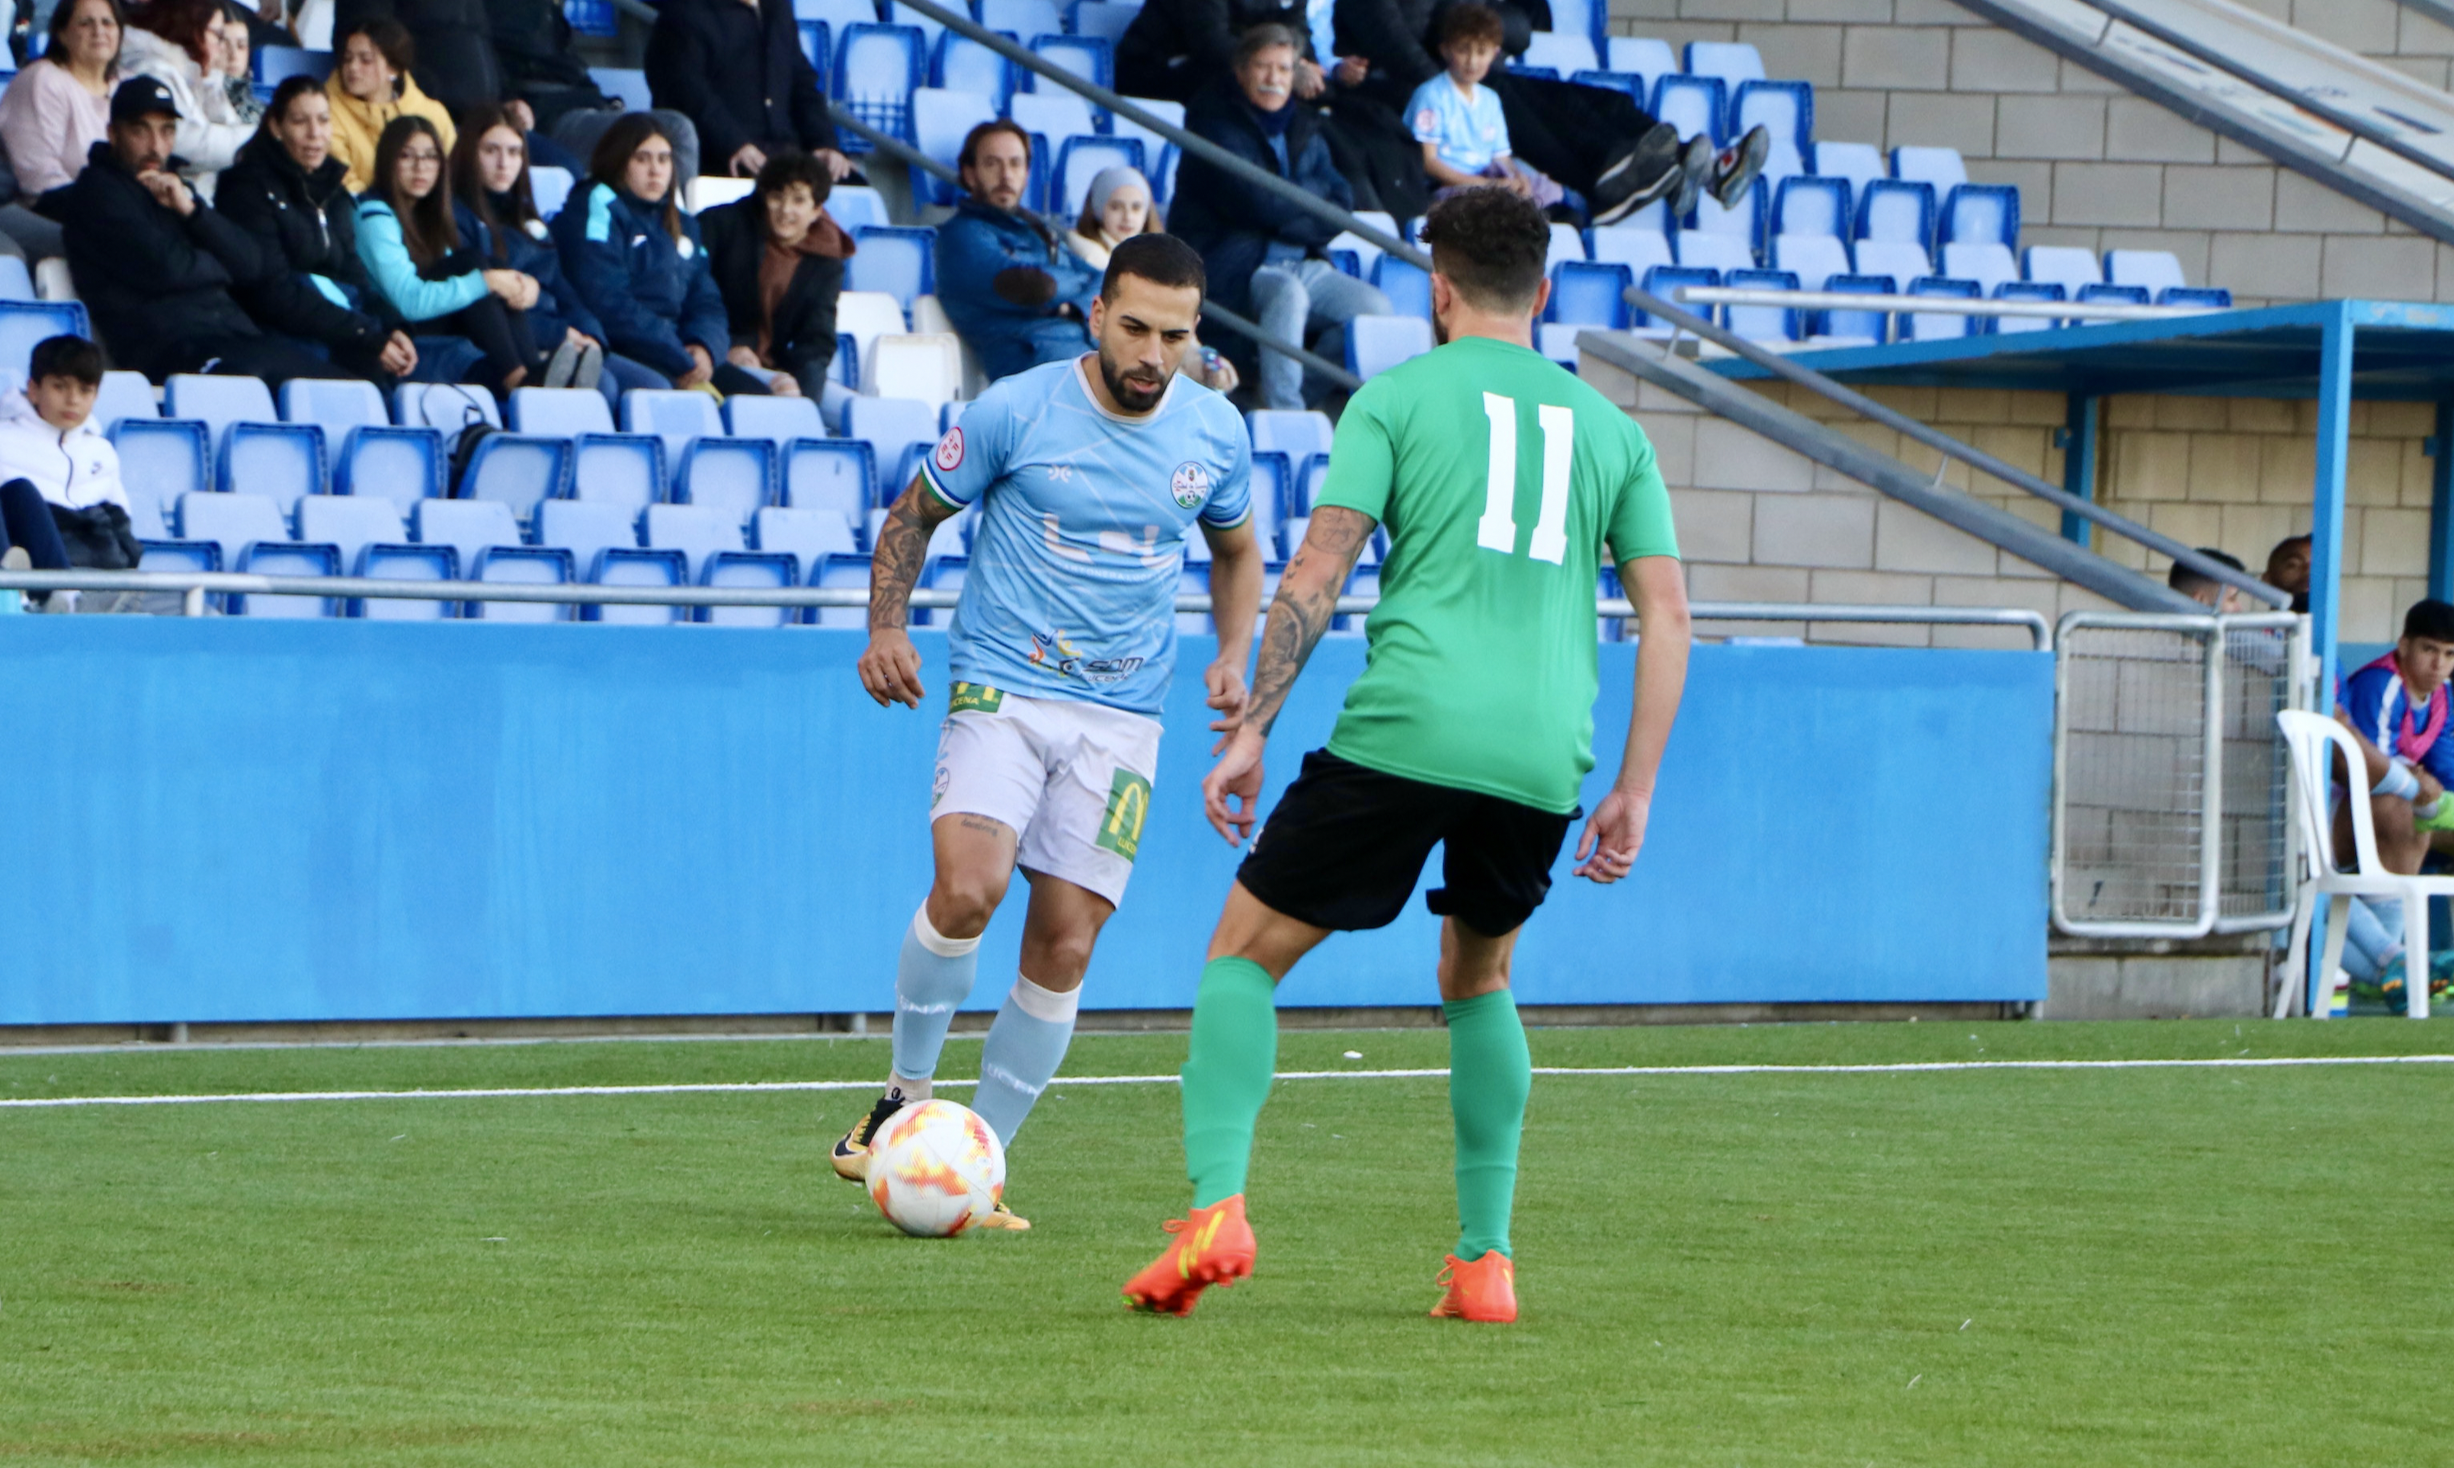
[838,233,1266,1227]
[1121,187,1690,1320]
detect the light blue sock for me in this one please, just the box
[969,975,1079,1147]
[890,905,980,1085]
[2345,898,2405,983]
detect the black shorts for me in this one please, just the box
[1236,750,1578,938]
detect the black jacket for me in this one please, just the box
[53,142,271,378]
[1169,80,1350,321]
[1333,0,1546,101]
[1114,0,1317,102]
[215,133,402,356]
[645,0,836,167]
[698,197,844,384]
[488,0,613,127]
[334,0,504,116]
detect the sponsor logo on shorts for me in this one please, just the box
[1096,768,1153,863]
[930,762,951,810]
[948,682,1004,714]
[934,427,965,473]
[1170,461,1211,508]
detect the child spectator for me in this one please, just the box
[1405,4,1557,208]
[0,335,138,607]
[697,148,841,410]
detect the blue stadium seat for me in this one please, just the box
[177,490,286,572]
[2076,282,2152,319]
[932,29,1018,111]
[255,43,331,85]
[109,418,208,539]
[1683,40,1764,86]
[587,547,689,625]
[1809,140,1884,207]
[724,394,824,441]
[1371,253,1432,321]
[1771,232,1851,291]
[164,372,275,434]
[467,545,576,621]
[0,257,36,302]
[1941,241,2017,299]
[1632,264,1717,334]
[511,385,666,508]
[413,498,525,575]
[589,67,651,111]
[1854,179,1935,246]
[845,395,940,498]
[297,493,405,573]
[1293,452,1330,518]
[1650,74,1726,145]
[216,422,328,515]
[885,0,950,50]
[1903,276,1982,341]
[621,388,724,470]
[1607,36,1674,77]
[280,376,382,430]
[811,551,871,627]
[1992,279,2066,335]
[913,552,965,626]
[233,539,342,618]
[1771,175,1849,239]
[283,378,440,507]
[982,0,1061,42]
[531,165,575,219]
[1545,221,1587,271]
[644,502,744,583]
[1009,90,1094,152]
[2158,286,2232,308]
[1548,0,1605,48]
[910,86,1001,208]
[1246,409,1333,459]
[1686,182,1762,248]
[1731,80,1811,178]
[827,186,892,231]
[536,498,641,579]
[0,301,86,379]
[1546,261,1633,327]
[394,382,500,430]
[1939,183,2019,248]
[1054,133,1143,217]
[1028,32,1110,92]
[703,550,799,629]
[783,438,876,529]
[509,385,614,436]
[1891,145,1967,193]
[2022,244,2101,294]
[834,23,926,146]
[1676,229,1753,275]
[1589,225,1673,276]
[94,370,155,428]
[1505,65,1558,80]
[676,437,778,523]
[1818,274,1894,343]
[1723,268,1802,342]
[1853,238,1931,287]
[796,0,879,54]
[1344,315,1432,381]
[848,225,937,307]
[753,505,858,581]
[460,436,572,521]
[1071,1,1138,42]
[1521,30,1597,74]
[2106,249,2186,297]
[1246,450,1288,559]
[1569,69,1647,103]
[354,543,457,619]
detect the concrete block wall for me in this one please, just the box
[1604,0,2454,307]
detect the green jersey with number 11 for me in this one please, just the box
[1310,335,1678,814]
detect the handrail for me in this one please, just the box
[827,101,1363,389]
[1672,286,2216,322]
[1623,284,2292,610]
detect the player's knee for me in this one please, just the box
[927,877,1006,938]
[1030,924,1101,985]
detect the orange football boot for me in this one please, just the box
[1428,1252,1517,1323]
[1121,1195,1256,1316]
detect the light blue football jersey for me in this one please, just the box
[918,357,1253,716]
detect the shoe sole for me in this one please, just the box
[1710,127,1771,210]
[829,1143,868,1182]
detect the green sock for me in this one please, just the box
[1181,957,1278,1207]
[1445,989,1531,1262]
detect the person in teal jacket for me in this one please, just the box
[549,112,771,396]
[355,114,587,396]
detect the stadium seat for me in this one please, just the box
[231,539,341,618]
[177,490,288,573]
[1108,99,1186,203]
[676,437,778,523]
[1631,264,1717,334]
[459,434,572,520]
[1771,175,1849,240]
[2076,282,2152,320]
[530,165,575,219]
[1853,239,1931,291]
[1723,268,1802,342]
[255,43,331,85]
[622,389,724,468]
[0,256,36,303]
[1992,278,2066,335]
[1650,74,1726,145]
[1808,140,1883,205]
[298,493,406,573]
[1903,276,1981,341]
[784,438,876,529]
[110,418,207,539]
[868,333,965,405]
[836,290,912,373]
[753,505,858,581]
[932,29,1017,111]
[1028,32,1111,92]
[1676,229,1753,275]
[1817,273,1894,343]
[912,552,965,626]
[1054,134,1144,217]
[1855,180,1935,246]
[393,382,500,430]
[1343,315,1432,381]
[981,0,1061,39]
[1891,145,1967,194]
[1071,1,1138,43]
[1325,211,1400,279]
[216,422,327,514]
[164,372,275,435]
[2158,286,2231,308]
[1687,183,1761,248]
[1684,39,1764,85]
[1939,183,2019,248]
[1730,80,1810,180]
[796,0,878,42]
[1547,261,1633,327]
[846,396,941,494]
[413,498,525,576]
[688,176,755,214]
[1246,450,1289,559]
[645,502,745,583]
[137,539,221,578]
[0,301,86,379]
[588,67,650,111]
[827,186,892,232]
[724,394,824,442]
[466,545,576,621]
[2107,249,2187,297]
[1607,36,1674,77]
[509,390,662,507]
[1247,409,1333,459]
[1546,222,1587,271]
[908,88,998,209]
[1371,253,1432,321]
[93,370,155,428]
[834,23,926,146]
[885,0,950,49]
[1570,69,1648,103]
[848,225,937,307]
[353,542,457,619]
[1589,225,1673,276]
[1941,241,2017,299]
[280,377,383,433]
[1771,233,1851,292]
[537,497,641,579]
[508,386,613,436]
[33,257,75,303]
[2023,244,2102,294]
[1521,30,1597,74]
[811,551,872,627]
[586,545,688,625]
[1009,89,1095,145]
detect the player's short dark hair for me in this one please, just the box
[2405,598,2454,643]
[2167,546,2243,598]
[1102,232,1206,301]
[1421,185,1551,313]
[1439,3,1505,49]
[28,334,101,387]
[958,119,1032,172]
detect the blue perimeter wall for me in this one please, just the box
[0,621,2051,1024]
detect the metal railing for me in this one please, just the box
[1671,286,2219,324]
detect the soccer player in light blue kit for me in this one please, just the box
[834,234,1267,1228]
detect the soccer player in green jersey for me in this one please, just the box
[1121,186,1691,1324]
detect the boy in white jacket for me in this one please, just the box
[0,334,135,605]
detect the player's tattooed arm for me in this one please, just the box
[857,476,963,709]
[1245,506,1375,737]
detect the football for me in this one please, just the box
[866,1099,1007,1237]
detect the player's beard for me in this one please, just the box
[1097,348,1170,413]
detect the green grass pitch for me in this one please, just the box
[4,1018,2450,1465]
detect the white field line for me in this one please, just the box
[1,1054,2450,1110]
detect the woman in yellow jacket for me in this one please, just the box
[325,17,454,195]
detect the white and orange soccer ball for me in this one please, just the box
[866,1099,1007,1237]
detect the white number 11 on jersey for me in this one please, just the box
[1475,392,1575,564]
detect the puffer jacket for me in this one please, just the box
[549,181,730,379]
[0,387,126,512]
[214,131,403,355]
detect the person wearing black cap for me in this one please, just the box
[49,77,360,386]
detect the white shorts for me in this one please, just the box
[931,685,1163,907]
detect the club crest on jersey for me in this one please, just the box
[934,427,965,473]
[1170,461,1211,508]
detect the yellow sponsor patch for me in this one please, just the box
[948,682,1004,714]
[1096,768,1153,862]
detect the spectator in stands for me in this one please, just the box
[55,77,359,384]
[1408,5,1556,206]
[217,75,420,384]
[932,120,1100,384]
[331,0,499,118]
[357,115,583,395]
[325,16,453,194]
[698,149,837,414]
[488,0,703,183]
[0,335,134,599]
[117,0,254,199]
[2340,598,2454,1006]
[2167,546,2246,612]
[552,113,770,395]
[1172,25,1388,410]
[0,0,121,202]
[213,5,264,129]
[1060,166,1243,392]
[455,107,676,412]
[2265,533,2311,614]
[645,0,848,184]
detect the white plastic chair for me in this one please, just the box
[2277,709,2450,1019]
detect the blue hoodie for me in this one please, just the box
[550,181,731,379]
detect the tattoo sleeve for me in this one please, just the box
[868,476,958,632]
[1245,506,1374,736]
